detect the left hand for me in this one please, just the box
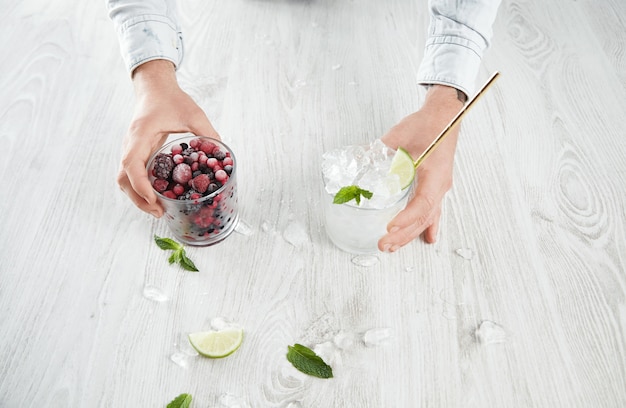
[378,85,464,252]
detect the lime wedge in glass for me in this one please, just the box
[388,147,415,189]
[188,327,244,358]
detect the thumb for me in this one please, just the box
[187,109,220,140]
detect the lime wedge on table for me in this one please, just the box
[188,327,244,358]
[389,147,415,189]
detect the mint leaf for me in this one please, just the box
[154,236,199,272]
[154,235,182,251]
[179,250,199,272]
[333,185,373,206]
[168,250,182,265]
[286,344,333,379]
[166,393,192,408]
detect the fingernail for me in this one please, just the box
[382,244,391,252]
[390,245,400,252]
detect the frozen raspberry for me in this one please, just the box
[153,153,174,179]
[200,141,216,154]
[215,169,228,182]
[152,178,169,192]
[193,206,216,228]
[190,174,210,193]
[172,163,192,185]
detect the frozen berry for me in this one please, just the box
[206,157,218,168]
[193,207,215,228]
[191,162,199,171]
[171,144,183,155]
[172,184,185,196]
[207,183,219,194]
[173,154,184,164]
[162,190,177,199]
[189,138,199,148]
[190,174,210,193]
[153,178,169,192]
[215,169,228,182]
[172,163,192,184]
[224,164,233,175]
[214,149,226,161]
[153,153,174,179]
[223,157,233,166]
[200,141,216,154]
[189,152,199,162]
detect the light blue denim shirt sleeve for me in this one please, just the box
[417,0,501,96]
[106,0,183,75]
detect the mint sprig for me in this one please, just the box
[154,235,199,272]
[286,343,333,379]
[333,185,373,206]
[166,393,192,408]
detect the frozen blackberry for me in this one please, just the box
[153,154,174,179]
[214,150,226,161]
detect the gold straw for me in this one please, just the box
[413,71,501,169]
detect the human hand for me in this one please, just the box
[378,85,465,251]
[117,60,219,217]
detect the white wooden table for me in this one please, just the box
[1,0,625,406]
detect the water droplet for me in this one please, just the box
[143,285,168,302]
[219,393,250,407]
[475,320,507,345]
[332,64,342,70]
[293,79,307,89]
[455,248,474,260]
[283,221,309,247]
[362,328,392,347]
[261,220,275,234]
[234,219,254,236]
[351,255,379,267]
[169,352,188,368]
[404,266,415,273]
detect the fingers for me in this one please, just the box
[378,193,441,251]
[117,168,163,218]
[188,109,220,141]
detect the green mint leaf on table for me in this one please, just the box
[333,185,373,206]
[287,343,333,379]
[154,235,199,272]
[179,251,199,272]
[154,235,182,251]
[166,393,192,408]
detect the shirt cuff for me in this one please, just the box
[417,38,483,97]
[115,14,183,75]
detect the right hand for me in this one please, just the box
[117,60,219,217]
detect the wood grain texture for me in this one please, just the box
[1,0,625,407]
